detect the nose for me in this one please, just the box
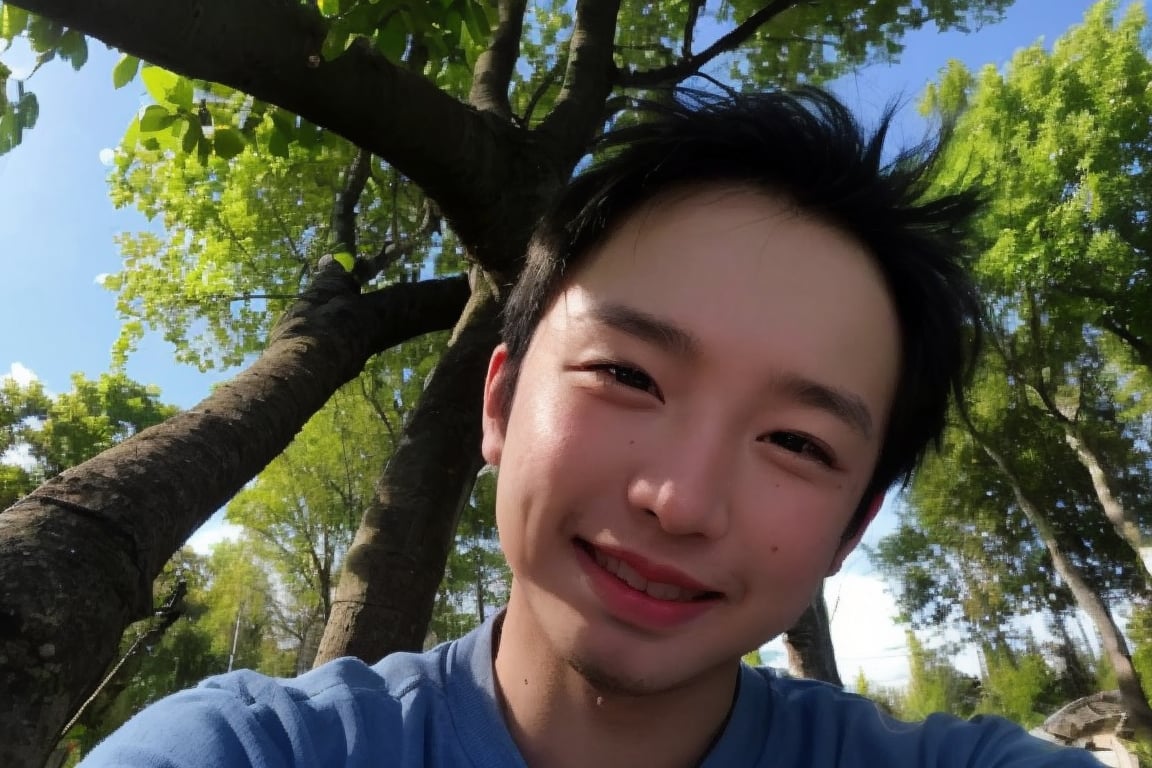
[626,426,734,539]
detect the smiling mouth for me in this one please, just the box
[577,540,722,603]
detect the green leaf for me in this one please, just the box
[17,92,38,130]
[296,120,322,148]
[170,78,194,110]
[458,0,490,46]
[374,20,408,61]
[321,27,352,61]
[26,15,62,53]
[332,251,355,272]
[270,109,297,137]
[112,54,141,89]
[141,66,180,105]
[182,118,203,154]
[0,6,30,39]
[58,30,88,70]
[0,111,19,154]
[139,105,177,133]
[212,127,246,159]
[267,126,291,158]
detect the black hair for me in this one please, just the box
[499,87,982,537]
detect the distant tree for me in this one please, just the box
[902,632,981,721]
[427,470,511,645]
[0,372,177,503]
[852,668,904,717]
[224,373,407,670]
[60,549,223,759]
[908,0,1152,737]
[783,586,842,685]
[976,636,1065,729]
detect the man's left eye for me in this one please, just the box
[768,432,834,466]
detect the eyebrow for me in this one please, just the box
[585,301,875,440]
[777,374,875,440]
[588,302,700,359]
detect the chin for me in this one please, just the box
[567,652,667,697]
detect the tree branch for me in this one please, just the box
[683,0,705,59]
[352,198,441,285]
[1099,313,1152,372]
[8,0,519,243]
[536,0,622,168]
[468,0,527,119]
[1018,289,1075,424]
[0,271,469,767]
[331,149,372,258]
[617,0,797,89]
[518,53,566,127]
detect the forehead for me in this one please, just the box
[534,186,902,425]
[565,186,893,324]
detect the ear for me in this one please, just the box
[481,344,511,466]
[826,492,884,576]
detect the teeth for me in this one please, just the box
[591,547,705,602]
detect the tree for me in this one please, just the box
[427,469,511,645]
[782,586,843,685]
[225,373,409,670]
[1,372,177,493]
[60,549,224,760]
[976,635,1066,729]
[876,352,1152,737]
[901,0,1152,737]
[0,2,1018,765]
[924,0,1152,375]
[902,631,981,721]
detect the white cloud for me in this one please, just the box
[759,560,984,692]
[1,443,36,471]
[185,511,243,554]
[3,362,37,386]
[98,148,116,167]
[827,569,918,687]
[94,273,111,286]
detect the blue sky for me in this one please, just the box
[0,0,1115,684]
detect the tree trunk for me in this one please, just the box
[1062,424,1152,581]
[1053,611,1097,701]
[0,271,468,768]
[978,438,1152,744]
[315,276,500,664]
[783,584,843,686]
[475,551,487,627]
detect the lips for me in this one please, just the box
[579,540,721,603]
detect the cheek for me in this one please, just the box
[733,488,852,582]
[493,389,595,553]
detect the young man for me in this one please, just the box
[82,90,1099,766]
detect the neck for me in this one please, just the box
[492,595,739,768]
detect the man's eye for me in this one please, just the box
[768,432,833,466]
[592,363,662,399]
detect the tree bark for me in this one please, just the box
[783,584,843,686]
[976,435,1152,744]
[315,275,500,664]
[1061,424,1152,581]
[0,271,468,768]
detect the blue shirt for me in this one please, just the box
[81,616,1099,767]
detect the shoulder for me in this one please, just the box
[749,668,1100,767]
[79,641,471,768]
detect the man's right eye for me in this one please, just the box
[589,363,663,400]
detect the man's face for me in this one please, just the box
[482,187,900,695]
